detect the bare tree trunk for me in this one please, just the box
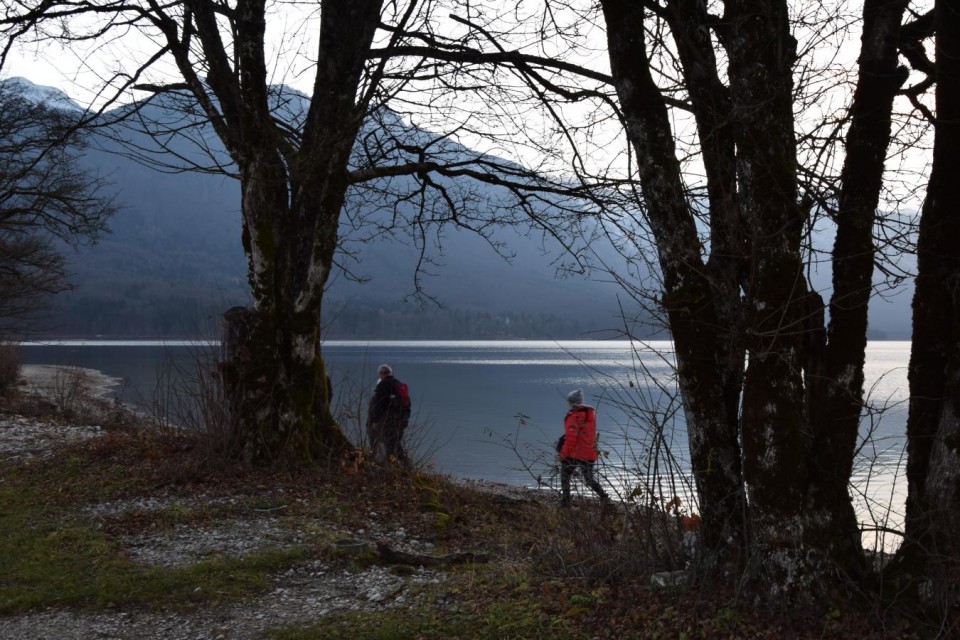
[601,0,747,565]
[804,0,908,575]
[722,0,821,593]
[603,0,908,600]
[665,0,749,566]
[218,0,384,464]
[900,0,960,611]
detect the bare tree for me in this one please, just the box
[0,79,113,337]
[297,0,930,602]
[564,0,915,600]
[899,0,960,616]
[1,0,614,464]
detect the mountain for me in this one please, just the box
[7,79,652,339]
[8,77,912,340]
[2,77,82,112]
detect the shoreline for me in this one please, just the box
[6,364,553,501]
[18,363,123,401]
[0,366,917,639]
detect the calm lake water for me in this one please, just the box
[18,340,911,544]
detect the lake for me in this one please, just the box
[18,340,911,545]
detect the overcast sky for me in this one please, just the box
[1,0,933,210]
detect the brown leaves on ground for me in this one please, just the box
[2,407,929,639]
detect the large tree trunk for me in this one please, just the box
[666,0,749,567]
[601,0,747,565]
[231,160,352,464]
[900,0,960,611]
[603,0,906,600]
[724,0,819,591]
[217,0,385,464]
[803,0,908,575]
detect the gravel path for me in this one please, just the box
[0,562,444,639]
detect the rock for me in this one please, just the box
[650,570,689,588]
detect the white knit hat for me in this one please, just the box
[566,388,584,405]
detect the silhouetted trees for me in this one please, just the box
[0,80,113,338]
[901,0,959,616]
[1,0,603,463]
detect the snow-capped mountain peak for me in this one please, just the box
[1,76,83,112]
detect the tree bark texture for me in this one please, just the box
[901,0,960,609]
[601,0,747,564]
[803,0,908,574]
[602,0,907,600]
[179,0,386,464]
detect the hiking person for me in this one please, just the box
[556,388,609,507]
[367,364,411,463]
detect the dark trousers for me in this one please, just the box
[384,423,408,463]
[560,458,608,504]
[369,419,408,463]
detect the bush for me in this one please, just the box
[0,342,21,393]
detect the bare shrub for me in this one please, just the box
[41,365,135,429]
[519,434,695,585]
[148,342,240,459]
[497,342,699,585]
[0,342,20,394]
[149,342,443,471]
[49,366,88,419]
[531,503,692,583]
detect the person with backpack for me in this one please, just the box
[367,364,411,463]
[556,388,609,508]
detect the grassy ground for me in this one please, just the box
[0,401,927,639]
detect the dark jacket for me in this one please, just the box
[369,375,405,425]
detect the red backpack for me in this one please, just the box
[391,380,412,426]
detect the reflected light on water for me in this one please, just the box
[17,339,912,552]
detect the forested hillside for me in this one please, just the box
[12,77,910,340]
[27,79,651,339]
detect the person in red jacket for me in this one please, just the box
[556,388,609,507]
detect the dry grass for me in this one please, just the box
[0,385,935,639]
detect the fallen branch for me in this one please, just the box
[375,541,491,566]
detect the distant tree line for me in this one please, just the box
[322,300,628,340]
[43,294,625,340]
[45,294,231,338]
